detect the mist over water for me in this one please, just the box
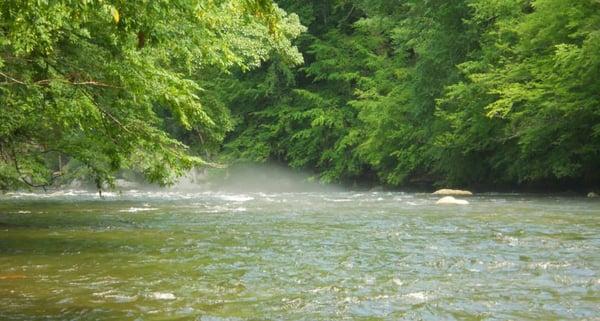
[1,164,337,200]
[1,167,599,320]
[175,164,343,193]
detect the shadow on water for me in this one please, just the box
[0,306,132,321]
[0,229,175,256]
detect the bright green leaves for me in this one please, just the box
[0,0,304,190]
[434,0,600,185]
[107,5,120,23]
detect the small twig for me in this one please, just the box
[35,78,121,88]
[74,86,131,134]
[0,71,27,85]
[342,5,355,23]
[97,106,131,133]
[9,145,52,189]
[72,81,119,88]
[0,72,121,88]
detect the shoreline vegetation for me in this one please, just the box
[1,1,599,194]
[1,164,597,197]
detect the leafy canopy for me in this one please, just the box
[0,0,304,190]
[222,0,600,189]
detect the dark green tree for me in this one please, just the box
[222,0,600,190]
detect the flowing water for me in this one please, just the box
[0,190,599,320]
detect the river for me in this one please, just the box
[1,190,599,320]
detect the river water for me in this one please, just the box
[0,190,599,320]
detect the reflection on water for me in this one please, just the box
[0,191,599,320]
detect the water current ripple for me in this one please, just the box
[0,191,599,320]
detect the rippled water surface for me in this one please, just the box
[1,191,599,320]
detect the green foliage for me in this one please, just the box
[437,0,600,186]
[222,0,600,189]
[3,0,598,191]
[221,1,366,183]
[0,0,303,190]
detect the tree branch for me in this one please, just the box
[0,72,121,88]
[35,78,121,88]
[74,86,131,134]
[0,71,27,85]
[9,145,52,190]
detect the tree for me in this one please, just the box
[0,0,304,190]
[221,1,367,184]
[436,0,600,187]
[222,0,600,190]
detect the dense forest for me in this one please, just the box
[1,0,599,191]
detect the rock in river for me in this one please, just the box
[432,189,473,196]
[436,196,469,205]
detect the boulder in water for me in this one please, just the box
[436,196,469,205]
[433,189,473,196]
[588,192,599,198]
